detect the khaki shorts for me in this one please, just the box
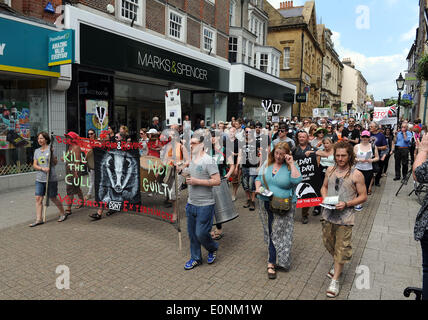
[322,220,353,264]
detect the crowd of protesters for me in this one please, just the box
[30,114,428,299]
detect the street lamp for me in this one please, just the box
[396,73,405,129]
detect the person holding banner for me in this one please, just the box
[63,131,85,218]
[184,135,221,270]
[31,132,66,227]
[85,129,97,201]
[293,130,319,224]
[255,142,302,279]
[320,141,367,298]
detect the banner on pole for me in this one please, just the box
[373,107,397,125]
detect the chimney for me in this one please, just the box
[290,1,294,7]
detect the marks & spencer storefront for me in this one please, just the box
[65,6,230,140]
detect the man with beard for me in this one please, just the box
[292,130,319,224]
[342,118,360,147]
[320,141,367,298]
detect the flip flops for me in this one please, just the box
[29,221,44,227]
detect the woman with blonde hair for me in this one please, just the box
[255,142,302,279]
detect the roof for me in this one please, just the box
[278,7,303,18]
[0,3,56,28]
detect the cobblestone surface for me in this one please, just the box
[0,161,422,300]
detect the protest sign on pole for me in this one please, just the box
[165,89,182,126]
[294,152,323,208]
[373,106,397,125]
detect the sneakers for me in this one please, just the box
[327,267,335,279]
[302,217,309,224]
[249,201,255,211]
[231,195,236,202]
[354,205,363,212]
[184,259,202,270]
[207,251,217,264]
[243,199,251,208]
[326,279,340,298]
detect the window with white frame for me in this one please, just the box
[259,53,268,72]
[206,0,216,5]
[283,47,290,69]
[3,0,11,6]
[119,0,142,25]
[248,41,253,66]
[203,27,215,53]
[169,10,185,42]
[229,0,236,27]
[242,38,247,63]
[229,37,238,63]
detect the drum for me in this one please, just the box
[213,179,239,224]
[86,149,94,170]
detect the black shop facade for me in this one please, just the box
[66,10,229,140]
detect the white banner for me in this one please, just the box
[373,107,397,125]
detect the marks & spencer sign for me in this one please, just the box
[80,24,228,91]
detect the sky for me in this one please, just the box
[267,0,419,101]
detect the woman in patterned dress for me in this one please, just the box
[255,142,302,279]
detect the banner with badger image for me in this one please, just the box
[93,147,141,212]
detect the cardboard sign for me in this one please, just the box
[165,89,182,126]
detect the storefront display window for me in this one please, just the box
[0,77,48,176]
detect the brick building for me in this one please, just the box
[264,0,325,118]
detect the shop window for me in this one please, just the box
[169,9,186,42]
[0,78,48,176]
[228,37,238,63]
[119,0,143,26]
[259,53,268,72]
[203,27,216,54]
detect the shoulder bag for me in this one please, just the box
[262,169,292,215]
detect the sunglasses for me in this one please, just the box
[335,178,340,193]
[279,129,287,133]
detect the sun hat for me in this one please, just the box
[314,127,328,136]
[147,128,159,134]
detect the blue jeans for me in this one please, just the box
[265,202,277,264]
[186,203,219,261]
[422,230,428,300]
[241,166,257,192]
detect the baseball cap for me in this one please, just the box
[361,130,370,137]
